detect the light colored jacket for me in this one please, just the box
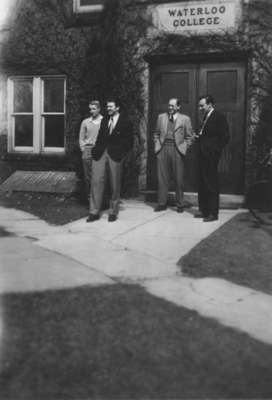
[154,112,193,155]
[79,115,103,151]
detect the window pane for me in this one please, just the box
[14,116,33,147]
[14,79,33,112]
[44,79,64,113]
[44,116,64,147]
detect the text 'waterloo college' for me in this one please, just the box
[168,5,228,28]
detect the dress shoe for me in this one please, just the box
[108,214,117,222]
[154,205,167,212]
[203,215,218,222]
[86,214,100,222]
[177,207,184,213]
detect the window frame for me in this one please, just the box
[8,75,66,154]
[73,0,104,14]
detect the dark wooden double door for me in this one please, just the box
[148,62,246,194]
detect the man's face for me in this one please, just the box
[89,104,100,118]
[198,98,211,116]
[107,102,119,116]
[168,99,179,115]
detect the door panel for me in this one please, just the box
[148,62,246,194]
[199,63,245,193]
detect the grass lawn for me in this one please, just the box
[0,160,89,225]
[180,212,272,295]
[1,284,272,400]
[0,191,88,225]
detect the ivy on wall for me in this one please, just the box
[1,0,150,194]
[1,0,272,190]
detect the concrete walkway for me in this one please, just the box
[1,202,272,345]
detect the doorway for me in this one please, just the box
[148,62,246,194]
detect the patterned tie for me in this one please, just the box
[199,112,209,136]
[108,117,114,134]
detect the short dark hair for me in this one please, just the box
[199,94,215,105]
[106,97,121,108]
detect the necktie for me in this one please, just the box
[199,112,209,136]
[169,114,174,123]
[108,117,114,134]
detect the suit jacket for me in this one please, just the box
[199,110,230,159]
[92,113,133,162]
[154,112,193,155]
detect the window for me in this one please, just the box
[8,76,66,153]
[73,0,105,13]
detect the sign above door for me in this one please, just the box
[151,0,242,35]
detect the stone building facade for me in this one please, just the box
[0,0,271,196]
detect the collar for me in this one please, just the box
[168,112,178,121]
[110,113,120,123]
[89,114,103,122]
[206,108,214,119]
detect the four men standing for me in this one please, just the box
[79,95,229,223]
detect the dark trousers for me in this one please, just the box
[157,141,185,207]
[198,154,220,217]
[90,150,121,216]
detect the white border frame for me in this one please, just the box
[7,75,66,154]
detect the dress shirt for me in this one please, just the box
[199,108,214,136]
[168,113,178,122]
[108,113,120,134]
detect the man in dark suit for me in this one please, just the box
[194,95,230,222]
[87,98,133,222]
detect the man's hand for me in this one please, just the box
[193,132,200,140]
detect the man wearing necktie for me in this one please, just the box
[194,95,230,222]
[87,98,133,222]
[153,98,193,212]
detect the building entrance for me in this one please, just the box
[148,62,246,194]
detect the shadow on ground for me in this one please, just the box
[180,212,272,295]
[0,227,13,237]
[0,284,272,400]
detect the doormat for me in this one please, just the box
[0,171,79,194]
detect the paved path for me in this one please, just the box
[1,202,272,345]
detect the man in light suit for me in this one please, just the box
[153,98,193,212]
[194,95,229,222]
